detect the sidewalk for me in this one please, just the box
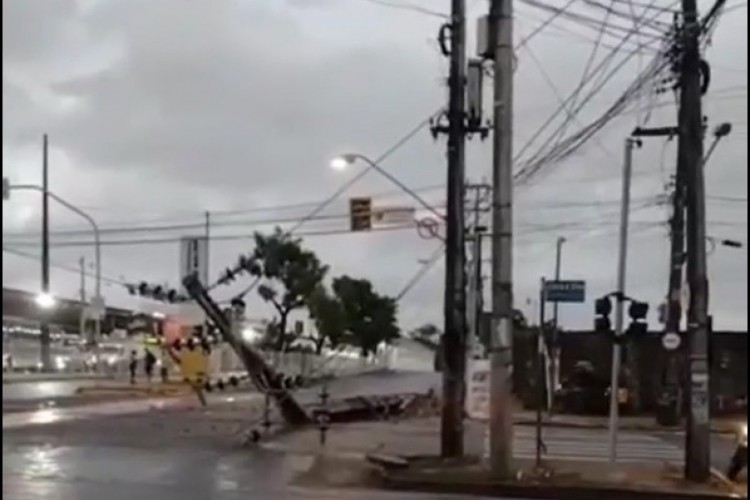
[514,411,744,435]
[2,372,113,384]
[262,417,746,500]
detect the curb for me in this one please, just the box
[380,473,741,500]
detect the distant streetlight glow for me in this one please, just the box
[330,155,356,171]
[241,326,261,344]
[35,292,56,309]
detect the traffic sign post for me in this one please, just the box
[543,280,586,303]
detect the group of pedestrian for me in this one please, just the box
[128,348,158,384]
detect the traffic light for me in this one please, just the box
[594,296,612,333]
[128,282,186,303]
[627,300,649,337]
[349,197,372,232]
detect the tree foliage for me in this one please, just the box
[306,285,348,355]
[248,228,328,351]
[332,275,400,357]
[247,229,399,355]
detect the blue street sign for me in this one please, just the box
[544,280,586,303]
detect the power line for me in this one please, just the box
[708,195,748,203]
[2,185,447,239]
[2,246,128,286]
[357,0,448,18]
[2,224,421,250]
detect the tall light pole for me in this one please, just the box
[41,134,51,372]
[607,136,640,464]
[4,182,103,348]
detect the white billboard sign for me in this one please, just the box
[179,236,208,288]
[371,205,416,225]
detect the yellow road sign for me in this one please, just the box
[178,348,209,384]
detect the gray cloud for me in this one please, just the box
[2,0,746,332]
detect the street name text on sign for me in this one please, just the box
[544,280,586,303]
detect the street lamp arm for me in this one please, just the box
[8,184,102,300]
[346,154,445,221]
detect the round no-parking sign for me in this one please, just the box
[662,332,681,351]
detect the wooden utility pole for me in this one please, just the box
[440,0,468,459]
[679,0,710,482]
[489,0,515,477]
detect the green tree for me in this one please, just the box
[248,228,328,351]
[306,285,348,355]
[332,275,400,357]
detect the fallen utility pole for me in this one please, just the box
[488,0,515,477]
[679,0,711,482]
[182,273,309,425]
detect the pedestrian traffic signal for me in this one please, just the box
[594,296,612,333]
[627,300,649,337]
[349,197,372,232]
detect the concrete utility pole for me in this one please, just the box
[660,156,686,426]
[489,0,515,477]
[679,0,710,482]
[466,184,489,359]
[40,134,52,372]
[79,257,87,339]
[441,0,469,459]
[607,136,639,464]
[550,236,565,405]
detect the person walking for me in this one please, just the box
[144,348,157,383]
[128,350,138,385]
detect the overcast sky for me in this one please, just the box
[2,0,747,333]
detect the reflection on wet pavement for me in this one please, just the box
[2,373,491,499]
[3,443,499,500]
[3,444,311,499]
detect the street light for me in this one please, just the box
[330,153,444,221]
[703,122,732,167]
[3,181,104,345]
[35,292,57,309]
[707,237,744,255]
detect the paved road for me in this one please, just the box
[2,380,109,402]
[3,445,543,500]
[3,370,541,500]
